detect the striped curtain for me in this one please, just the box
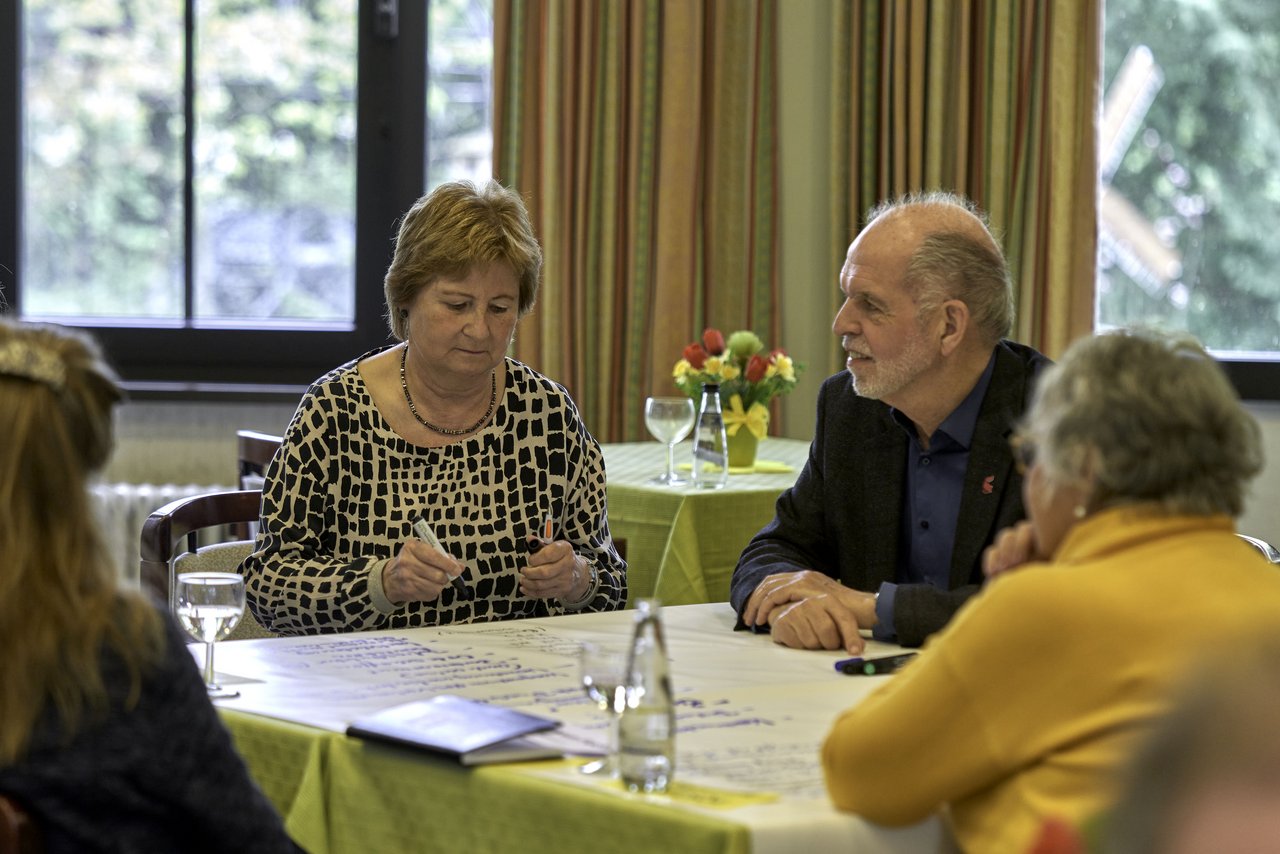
[831,1,1100,357]
[493,0,779,442]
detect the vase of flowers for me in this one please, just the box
[672,328,803,468]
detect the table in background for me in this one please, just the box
[602,438,810,607]
[213,603,945,854]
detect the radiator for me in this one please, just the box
[90,482,235,587]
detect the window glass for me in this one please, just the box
[21,0,358,325]
[16,0,495,386]
[428,0,493,188]
[1099,0,1280,356]
[22,1,184,318]
[194,0,358,324]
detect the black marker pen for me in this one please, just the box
[833,652,917,676]
[411,515,473,601]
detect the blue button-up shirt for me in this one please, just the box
[873,352,997,641]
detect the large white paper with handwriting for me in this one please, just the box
[208,603,946,854]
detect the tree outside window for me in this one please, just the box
[20,0,492,334]
[1099,0,1280,357]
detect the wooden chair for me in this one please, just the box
[139,489,273,640]
[0,793,42,854]
[233,430,281,538]
[236,429,282,489]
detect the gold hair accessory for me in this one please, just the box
[0,339,66,391]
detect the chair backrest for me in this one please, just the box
[139,489,273,640]
[236,429,282,490]
[0,793,42,854]
[1239,533,1280,564]
[233,430,281,539]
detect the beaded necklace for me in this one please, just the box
[399,346,496,436]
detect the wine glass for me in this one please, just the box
[175,572,246,699]
[644,396,696,486]
[578,640,630,776]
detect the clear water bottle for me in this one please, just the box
[692,382,728,490]
[618,598,675,793]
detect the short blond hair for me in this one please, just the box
[384,180,543,340]
[1021,327,1263,517]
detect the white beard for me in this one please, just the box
[848,330,935,401]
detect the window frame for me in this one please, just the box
[1218,360,1279,403]
[0,1,428,399]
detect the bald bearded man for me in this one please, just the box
[731,192,1051,651]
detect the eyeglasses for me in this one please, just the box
[1009,434,1036,475]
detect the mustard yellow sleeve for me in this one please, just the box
[821,573,1061,824]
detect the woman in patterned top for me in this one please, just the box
[242,180,627,634]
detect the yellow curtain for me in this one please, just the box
[493,0,779,442]
[831,1,1100,358]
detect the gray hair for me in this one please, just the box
[1021,327,1263,517]
[865,192,1014,342]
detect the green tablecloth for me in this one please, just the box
[223,715,751,854]
[602,438,810,607]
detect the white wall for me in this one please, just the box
[105,399,296,487]
[777,0,838,439]
[1240,403,1280,547]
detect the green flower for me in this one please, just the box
[726,331,764,362]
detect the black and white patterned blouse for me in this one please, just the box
[243,350,627,635]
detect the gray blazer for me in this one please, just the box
[730,340,1051,647]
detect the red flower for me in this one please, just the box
[682,342,708,369]
[701,328,726,356]
[745,354,770,382]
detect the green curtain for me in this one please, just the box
[493,0,780,442]
[830,0,1100,358]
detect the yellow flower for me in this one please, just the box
[773,354,796,382]
[721,363,741,381]
[673,359,693,379]
[704,356,726,377]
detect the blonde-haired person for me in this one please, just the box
[0,319,301,853]
[821,327,1280,853]
[242,180,626,635]
[1098,633,1280,854]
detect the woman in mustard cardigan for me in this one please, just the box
[821,327,1280,853]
